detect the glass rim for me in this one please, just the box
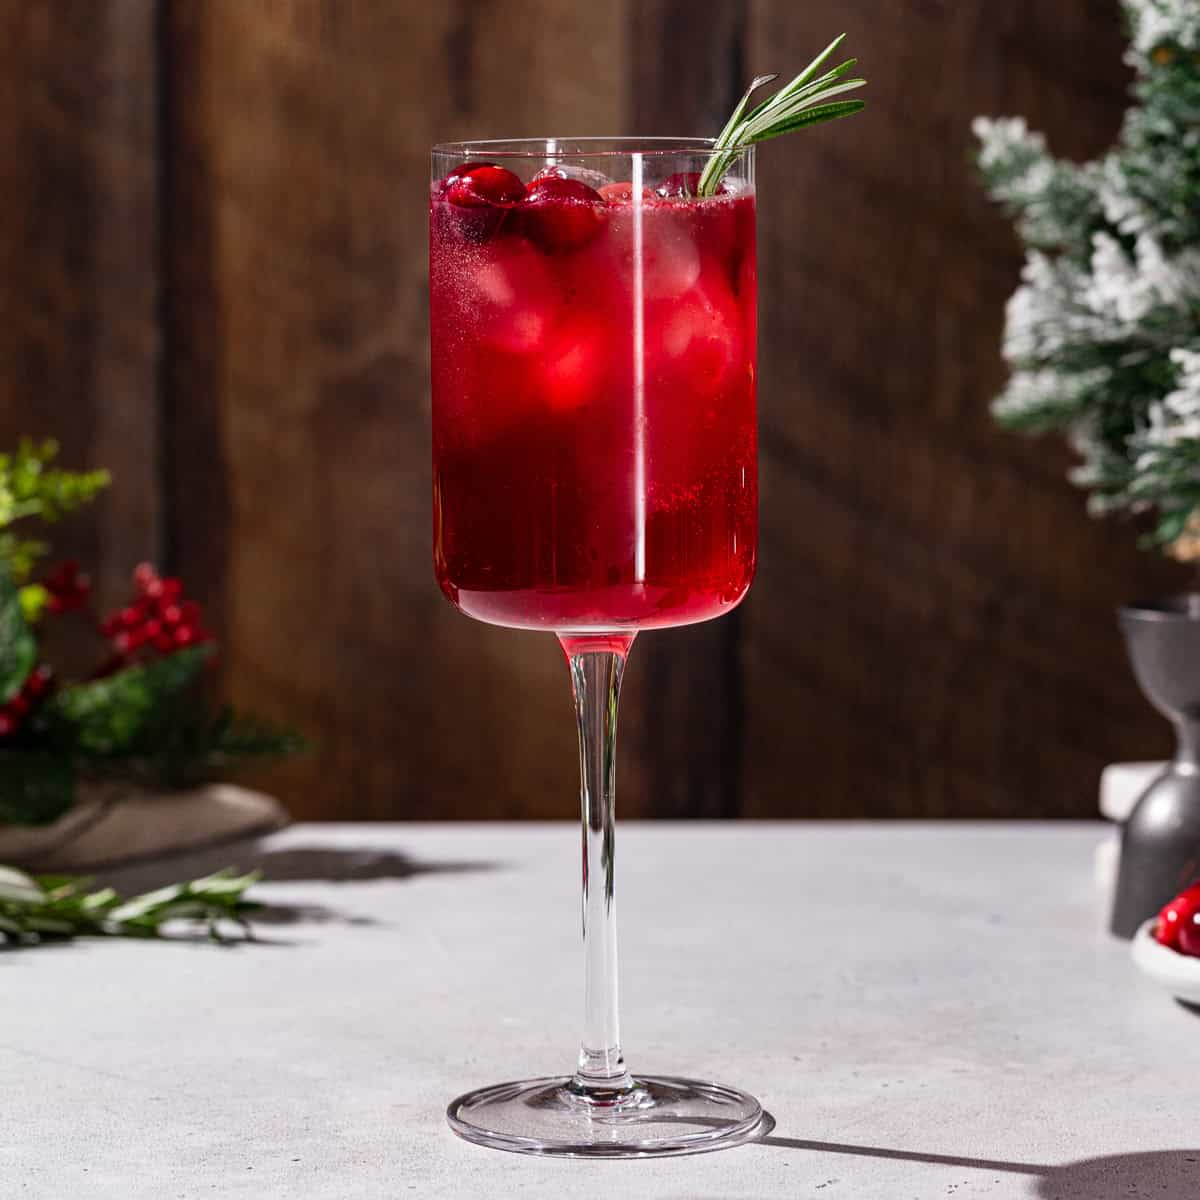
[432,136,746,159]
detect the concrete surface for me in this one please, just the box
[7,822,1200,1199]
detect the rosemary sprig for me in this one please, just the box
[0,864,261,946]
[698,33,867,197]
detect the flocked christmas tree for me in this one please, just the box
[975,0,1200,557]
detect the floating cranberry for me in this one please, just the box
[531,163,614,191]
[518,177,607,251]
[432,159,497,199]
[447,165,525,208]
[440,164,526,242]
[598,181,650,205]
[655,171,704,199]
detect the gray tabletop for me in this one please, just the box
[9,821,1200,1199]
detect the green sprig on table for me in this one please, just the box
[697,33,867,197]
[0,865,261,946]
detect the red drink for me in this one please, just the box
[431,160,756,631]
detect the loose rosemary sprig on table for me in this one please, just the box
[0,864,261,946]
[697,32,867,197]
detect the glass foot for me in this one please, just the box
[446,1074,766,1158]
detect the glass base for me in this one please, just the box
[446,1074,766,1158]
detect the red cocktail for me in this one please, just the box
[433,139,763,1159]
[431,151,756,632]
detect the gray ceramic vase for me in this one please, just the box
[1111,595,1200,938]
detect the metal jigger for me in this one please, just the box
[1111,595,1200,938]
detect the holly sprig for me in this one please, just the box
[0,865,260,945]
[697,33,867,197]
[0,441,304,828]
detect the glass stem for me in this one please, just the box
[560,633,636,1098]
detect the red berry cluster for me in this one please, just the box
[42,560,91,614]
[98,563,212,666]
[1154,882,1200,956]
[0,665,53,738]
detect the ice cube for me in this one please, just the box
[533,163,614,192]
[537,316,612,411]
[645,274,743,402]
[469,238,560,353]
[638,221,702,300]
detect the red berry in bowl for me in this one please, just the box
[518,176,607,251]
[1178,908,1200,957]
[1154,885,1200,949]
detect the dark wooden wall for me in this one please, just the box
[0,0,1184,820]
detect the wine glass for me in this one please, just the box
[431,138,762,1157]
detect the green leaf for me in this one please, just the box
[0,533,50,583]
[0,752,75,826]
[712,73,779,151]
[0,864,259,944]
[46,644,213,757]
[747,99,868,141]
[0,564,36,704]
[698,34,867,196]
[0,439,109,529]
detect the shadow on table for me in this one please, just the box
[758,1120,1199,1199]
[99,844,499,930]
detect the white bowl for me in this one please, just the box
[1131,919,1200,1003]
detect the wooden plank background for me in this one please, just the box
[0,0,1185,820]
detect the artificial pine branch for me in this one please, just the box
[975,0,1200,556]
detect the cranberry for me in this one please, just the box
[518,177,606,251]
[1179,908,1200,957]
[599,181,653,205]
[26,666,52,696]
[447,164,525,208]
[432,159,496,199]
[1155,885,1200,948]
[440,164,525,242]
[655,171,705,199]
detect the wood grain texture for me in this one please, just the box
[742,0,1185,817]
[0,0,161,620]
[622,0,748,818]
[0,0,1180,821]
[163,0,626,819]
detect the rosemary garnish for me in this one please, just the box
[0,865,261,945]
[698,33,867,197]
